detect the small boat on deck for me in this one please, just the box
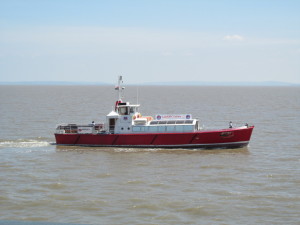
[54,76,254,149]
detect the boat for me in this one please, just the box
[55,76,254,149]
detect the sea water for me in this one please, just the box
[0,85,299,225]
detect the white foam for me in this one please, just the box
[0,139,50,148]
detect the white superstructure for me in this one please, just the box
[56,76,200,134]
[105,76,199,134]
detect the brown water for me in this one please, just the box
[0,85,299,225]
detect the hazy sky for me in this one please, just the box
[0,0,299,84]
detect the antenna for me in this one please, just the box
[115,75,125,101]
[136,86,139,105]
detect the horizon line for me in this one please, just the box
[0,80,299,87]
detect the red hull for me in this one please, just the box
[55,126,254,149]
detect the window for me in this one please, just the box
[119,107,129,115]
[149,126,157,132]
[167,121,176,124]
[132,127,140,132]
[158,121,167,124]
[176,125,184,132]
[166,126,175,132]
[158,126,165,132]
[183,125,193,131]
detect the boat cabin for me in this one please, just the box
[105,100,199,134]
[106,101,141,134]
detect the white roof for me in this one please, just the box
[107,111,119,117]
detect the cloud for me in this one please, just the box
[223,35,245,41]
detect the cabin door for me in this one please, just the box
[109,118,117,133]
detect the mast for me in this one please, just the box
[115,75,125,101]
